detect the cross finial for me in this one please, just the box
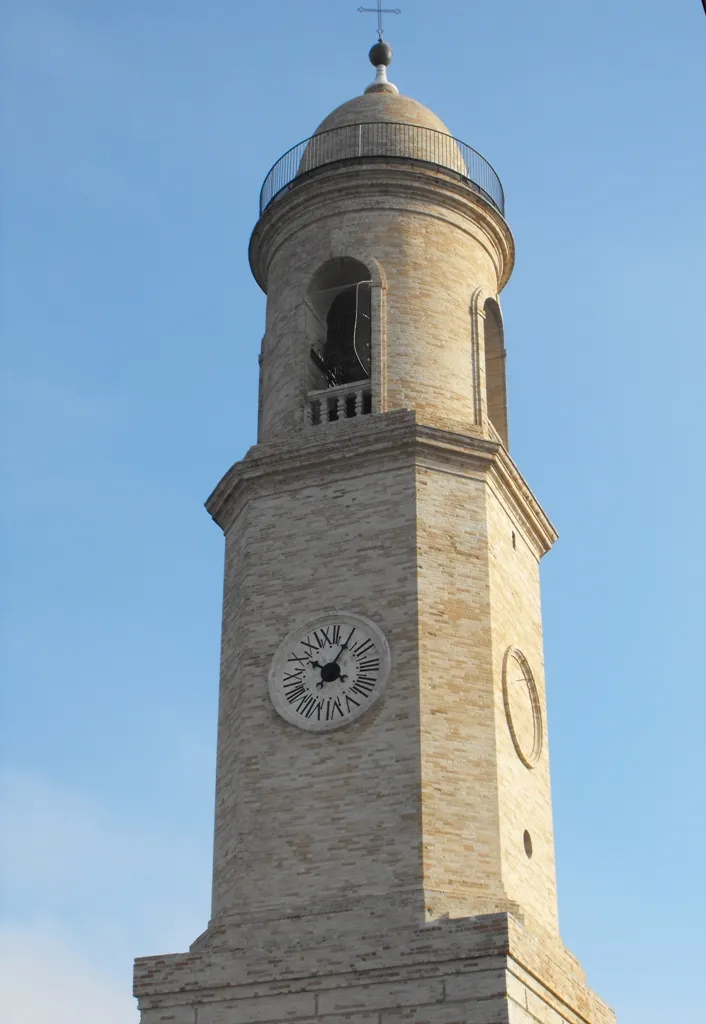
[358,1,401,42]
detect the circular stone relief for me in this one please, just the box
[502,646,543,768]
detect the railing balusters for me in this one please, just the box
[307,383,373,428]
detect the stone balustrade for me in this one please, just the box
[307,381,373,426]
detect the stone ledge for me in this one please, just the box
[205,412,556,559]
[135,914,613,1024]
[249,161,514,294]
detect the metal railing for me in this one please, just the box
[259,122,504,216]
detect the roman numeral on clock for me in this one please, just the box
[325,697,344,720]
[301,696,326,720]
[285,683,306,703]
[297,694,318,717]
[358,658,379,673]
[350,678,375,697]
[352,638,375,659]
[283,669,304,683]
[315,624,341,647]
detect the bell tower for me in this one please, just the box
[134,41,615,1024]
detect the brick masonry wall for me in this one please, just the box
[486,482,559,933]
[206,416,559,928]
[211,433,424,920]
[134,909,615,1023]
[415,459,505,918]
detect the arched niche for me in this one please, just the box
[307,258,373,391]
[484,298,509,447]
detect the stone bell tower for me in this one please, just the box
[134,40,615,1024]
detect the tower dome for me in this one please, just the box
[259,47,504,218]
[298,44,465,174]
[312,90,454,137]
[298,90,468,181]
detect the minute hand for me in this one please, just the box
[330,642,349,666]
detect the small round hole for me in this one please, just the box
[523,830,533,858]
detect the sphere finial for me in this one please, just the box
[369,40,393,67]
[365,38,398,95]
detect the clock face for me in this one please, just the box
[268,612,390,732]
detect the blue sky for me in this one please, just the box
[1,1,704,1021]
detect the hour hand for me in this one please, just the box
[310,660,323,668]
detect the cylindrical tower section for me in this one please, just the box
[249,90,514,442]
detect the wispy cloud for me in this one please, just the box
[2,768,143,898]
[1,769,209,989]
[0,919,138,1024]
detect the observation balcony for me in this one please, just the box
[259,121,504,217]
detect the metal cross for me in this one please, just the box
[358,1,401,41]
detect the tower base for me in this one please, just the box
[134,911,614,1024]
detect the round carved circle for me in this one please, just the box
[502,646,543,768]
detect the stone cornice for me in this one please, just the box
[249,160,515,293]
[205,412,557,558]
[415,423,558,558]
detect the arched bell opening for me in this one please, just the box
[306,258,374,426]
[483,298,509,447]
[308,258,372,388]
[319,284,372,386]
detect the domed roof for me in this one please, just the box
[297,90,466,178]
[257,45,504,219]
[313,92,453,138]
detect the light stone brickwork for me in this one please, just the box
[486,474,559,933]
[135,905,613,1024]
[208,421,422,919]
[134,85,614,1024]
[203,414,558,924]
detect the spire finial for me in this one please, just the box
[358,3,401,43]
[360,5,399,95]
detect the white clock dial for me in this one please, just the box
[268,612,390,732]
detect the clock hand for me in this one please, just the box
[331,642,349,666]
[312,633,355,689]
